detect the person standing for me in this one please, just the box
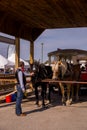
[15,61,27,116]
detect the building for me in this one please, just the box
[48,48,87,65]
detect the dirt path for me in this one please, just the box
[0,92,87,130]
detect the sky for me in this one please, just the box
[0,27,87,62]
[34,27,87,62]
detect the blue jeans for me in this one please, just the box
[16,85,23,115]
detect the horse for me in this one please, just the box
[71,64,81,101]
[32,61,52,107]
[51,60,81,105]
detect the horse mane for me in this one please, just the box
[60,61,67,78]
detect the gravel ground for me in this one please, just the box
[0,91,87,130]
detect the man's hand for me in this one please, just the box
[22,88,25,93]
[30,72,34,76]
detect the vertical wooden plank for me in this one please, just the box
[30,41,34,69]
[15,37,20,69]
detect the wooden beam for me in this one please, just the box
[42,79,87,85]
[0,12,7,28]
[0,35,15,44]
[15,37,20,68]
[30,41,34,65]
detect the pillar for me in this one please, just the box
[30,40,34,70]
[15,37,20,69]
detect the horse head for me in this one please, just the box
[32,61,49,83]
[52,60,64,80]
[39,63,48,79]
[52,60,72,80]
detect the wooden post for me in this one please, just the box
[30,40,34,64]
[15,37,20,69]
[30,40,34,70]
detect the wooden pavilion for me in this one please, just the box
[48,48,87,64]
[0,0,87,67]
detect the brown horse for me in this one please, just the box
[52,60,81,105]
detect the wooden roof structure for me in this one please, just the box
[48,49,87,56]
[48,49,87,61]
[0,0,87,41]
